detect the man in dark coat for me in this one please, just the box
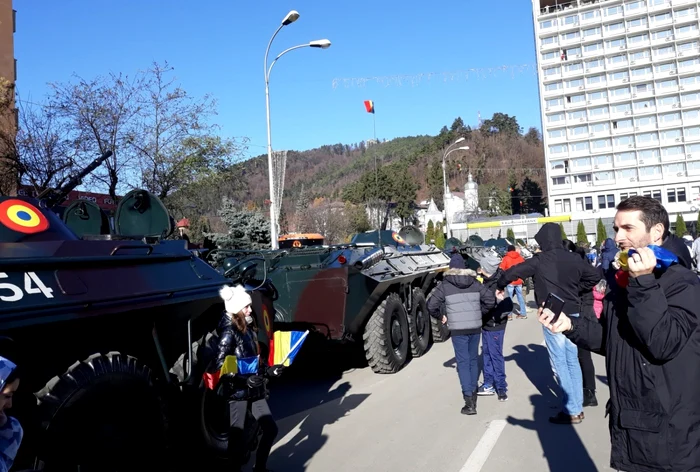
[497,223,602,424]
[428,253,496,415]
[540,196,700,472]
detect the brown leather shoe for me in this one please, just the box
[549,411,582,424]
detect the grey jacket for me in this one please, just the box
[427,269,497,335]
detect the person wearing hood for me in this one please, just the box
[496,223,602,424]
[599,238,619,271]
[499,245,528,320]
[428,253,497,415]
[214,284,284,472]
[474,252,513,402]
[541,196,700,472]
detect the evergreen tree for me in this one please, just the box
[675,214,688,236]
[560,223,568,240]
[576,221,588,245]
[204,197,271,249]
[435,222,446,249]
[295,184,310,232]
[506,228,516,242]
[426,220,435,244]
[596,218,607,246]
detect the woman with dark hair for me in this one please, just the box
[0,350,22,472]
[562,240,599,408]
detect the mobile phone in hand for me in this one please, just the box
[543,292,566,325]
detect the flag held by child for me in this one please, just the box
[268,330,309,367]
[202,355,260,390]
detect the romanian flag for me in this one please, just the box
[202,355,260,390]
[268,330,309,367]
[363,100,375,114]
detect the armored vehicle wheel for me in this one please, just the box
[34,352,168,471]
[430,316,451,343]
[363,292,410,373]
[407,288,431,357]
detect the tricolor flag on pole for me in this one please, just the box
[363,100,375,114]
[268,330,310,367]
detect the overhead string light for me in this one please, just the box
[331,64,538,89]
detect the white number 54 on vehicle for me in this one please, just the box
[0,272,54,302]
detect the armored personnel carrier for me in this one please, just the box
[0,151,271,471]
[209,229,451,375]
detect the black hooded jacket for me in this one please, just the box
[566,234,700,472]
[496,223,602,315]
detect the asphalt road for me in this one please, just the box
[264,293,613,472]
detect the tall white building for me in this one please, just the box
[532,0,700,227]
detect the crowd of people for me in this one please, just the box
[428,195,700,472]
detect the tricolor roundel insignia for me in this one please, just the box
[0,199,50,234]
[262,305,272,336]
[392,232,405,244]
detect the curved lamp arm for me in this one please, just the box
[267,44,311,80]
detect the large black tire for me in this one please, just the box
[427,287,451,343]
[363,292,410,374]
[407,288,431,357]
[35,352,168,471]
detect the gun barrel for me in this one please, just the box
[38,150,113,207]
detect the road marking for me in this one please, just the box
[459,419,507,472]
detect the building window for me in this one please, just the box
[576,197,584,211]
[563,199,571,212]
[585,196,593,210]
[598,195,606,209]
[620,192,638,202]
[643,190,662,202]
[555,199,563,213]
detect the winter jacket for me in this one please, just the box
[566,234,700,472]
[496,223,602,315]
[600,238,619,271]
[499,251,525,285]
[427,268,496,335]
[215,312,263,373]
[479,269,513,332]
[592,288,604,319]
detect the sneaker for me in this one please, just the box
[583,388,598,407]
[497,390,508,402]
[516,314,528,319]
[477,385,495,396]
[548,411,582,424]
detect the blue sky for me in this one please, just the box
[14,0,542,159]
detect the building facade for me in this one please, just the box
[0,0,17,195]
[532,0,700,229]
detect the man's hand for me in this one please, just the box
[442,315,447,325]
[628,247,657,278]
[495,289,506,302]
[538,306,572,334]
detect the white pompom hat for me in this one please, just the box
[219,284,252,314]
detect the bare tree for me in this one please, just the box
[0,77,19,195]
[48,71,144,200]
[130,61,246,200]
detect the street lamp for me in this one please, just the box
[442,140,470,238]
[264,10,331,249]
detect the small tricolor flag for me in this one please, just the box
[363,100,375,114]
[268,330,309,367]
[202,355,260,390]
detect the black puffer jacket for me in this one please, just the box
[479,269,513,332]
[497,223,602,315]
[214,312,263,373]
[566,235,700,472]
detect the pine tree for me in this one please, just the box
[596,218,607,246]
[675,214,688,236]
[426,220,435,244]
[559,223,568,240]
[506,228,515,242]
[576,221,588,245]
[204,197,271,249]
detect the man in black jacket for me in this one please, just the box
[496,223,601,424]
[540,196,700,472]
[428,254,496,415]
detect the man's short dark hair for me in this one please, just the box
[616,196,670,238]
[507,245,516,252]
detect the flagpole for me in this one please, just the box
[373,112,376,141]
[280,330,309,365]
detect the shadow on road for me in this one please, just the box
[264,336,370,470]
[505,344,558,401]
[507,393,599,472]
[506,343,598,471]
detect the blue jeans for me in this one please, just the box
[482,330,507,392]
[507,284,527,316]
[542,313,583,415]
[451,333,480,397]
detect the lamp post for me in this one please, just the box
[265,10,331,249]
[441,139,470,238]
